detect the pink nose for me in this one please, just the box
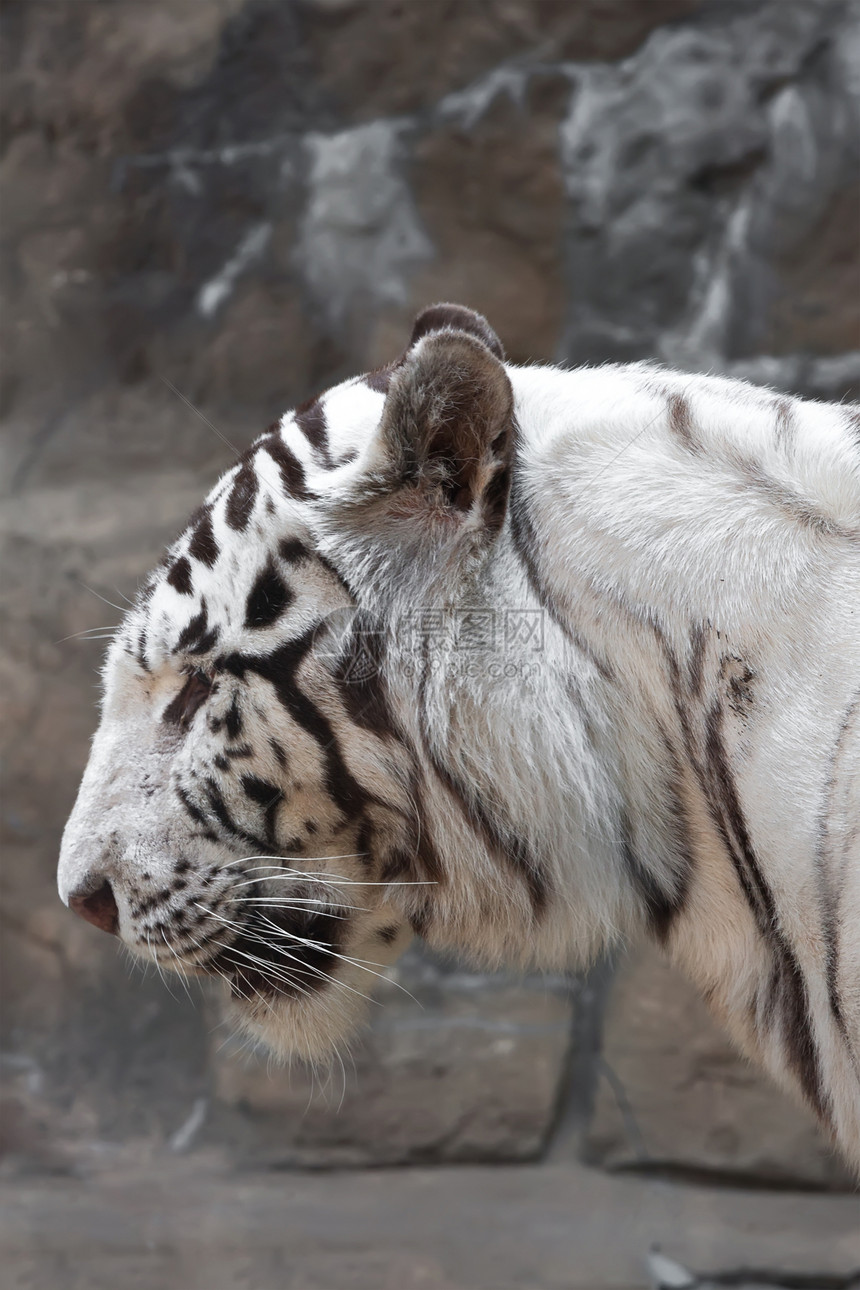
[68,878,119,936]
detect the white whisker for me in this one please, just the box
[144,932,181,1003]
[79,582,129,614]
[216,935,377,1009]
[230,870,436,889]
[159,928,196,1006]
[55,628,118,644]
[226,898,366,918]
[251,911,419,1005]
[208,938,315,1000]
[201,909,381,1009]
[221,854,366,870]
[180,928,235,990]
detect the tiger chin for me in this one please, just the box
[58,303,860,1171]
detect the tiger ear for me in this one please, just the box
[372,305,514,533]
[407,302,506,361]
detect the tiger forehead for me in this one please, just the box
[159,373,386,592]
[122,366,420,675]
[124,344,478,678]
[145,535,348,666]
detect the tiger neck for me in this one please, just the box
[375,361,855,969]
[390,526,637,968]
[391,365,785,966]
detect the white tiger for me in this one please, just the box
[57,304,860,1170]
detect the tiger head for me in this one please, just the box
[57,304,538,1061]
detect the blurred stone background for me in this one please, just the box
[2,0,859,1199]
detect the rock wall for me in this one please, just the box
[2,0,858,1186]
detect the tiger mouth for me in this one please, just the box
[205,903,347,1002]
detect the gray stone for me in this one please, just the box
[297,120,433,328]
[301,0,698,121]
[585,943,855,1190]
[558,0,860,380]
[0,463,230,1178]
[3,0,857,433]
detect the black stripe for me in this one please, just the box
[688,623,708,698]
[509,473,614,681]
[225,693,243,740]
[167,557,194,596]
[774,396,795,449]
[275,680,367,820]
[219,634,370,822]
[417,637,549,917]
[278,538,307,563]
[186,626,219,656]
[137,577,157,607]
[164,672,212,727]
[667,391,698,452]
[263,435,312,501]
[621,827,684,943]
[176,785,207,826]
[240,774,282,844]
[136,627,150,673]
[203,777,268,852]
[203,777,240,835]
[779,953,827,1120]
[245,561,293,629]
[703,702,774,932]
[294,400,333,467]
[739,458,847,538]
[225,460,259,531]
[175,602,219,655]
[654,623,828,1119]
[654,625,703,778]
[632,727,694,942]
[703,700,826,1119]
[816,689,860,1057]
[332,611,393,736]
[187,508,219,567]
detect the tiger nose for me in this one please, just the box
[67,876,120,936]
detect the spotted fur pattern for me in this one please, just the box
[58,304,860,1170]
